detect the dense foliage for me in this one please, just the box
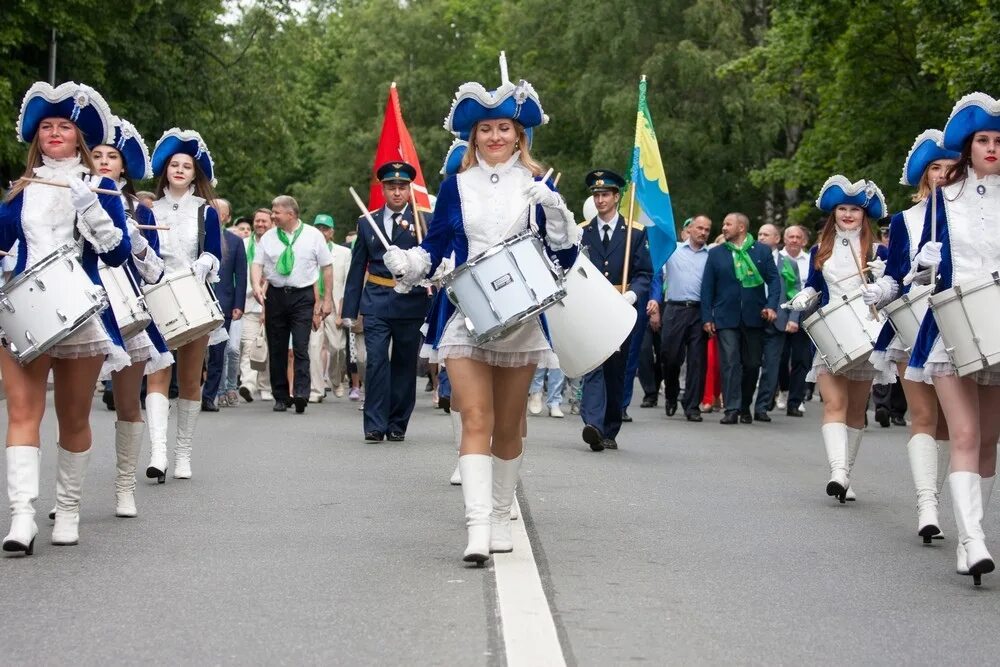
[2,0,996,240]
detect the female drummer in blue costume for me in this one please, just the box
[866,130,957,543]
[1,82,132,555]
[92,117,174,517]
[787,176,889,504]
[384,62,580,564]
[907,93,1000,585]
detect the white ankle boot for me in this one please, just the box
[115,422,144,518]
[950,471,994,585]
[52,446,91,546]
[173,398,201,479]
[3,446,40,556]
[459,454,492,564]
[843,426,862,501]
[490,453,523,553]
[907,433,941,542]
[958,475,994,575]
[449,411,462,486]
[821,423,849,502]
[145,393,169,483]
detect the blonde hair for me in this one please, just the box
[460,120,544,176]
[5,126,99,203]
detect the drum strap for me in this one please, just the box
[197,204,207,256]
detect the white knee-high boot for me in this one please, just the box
[822,423,849,502]
[935,440,950,539]
[173,398,201,479]
[459,454,492,564]
[115,422,144,518]
[52,446,91,546]
[958,475,995,575]
[907,433,942,541]
[3,446,40,555]
[145,393,170,483]
[844,426,863,501]
[449,410,462,486]
[490,453,523,553]
[950,471,994,585]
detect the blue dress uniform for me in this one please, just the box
[578,170,652,450]
[342,162,432,441]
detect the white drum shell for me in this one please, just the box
[444,232,565,344]
[884,284,933,354]
[803,289,885,374]
[546,253,638,378]
[0,244,108,365]
[142,269,224,350]
[929,273,1000,376]
[98,264,152,340]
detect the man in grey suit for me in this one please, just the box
[753,224,801,421]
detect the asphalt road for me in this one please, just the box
[3,385,1000,665]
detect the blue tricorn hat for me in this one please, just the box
[376,161,416,183]
[151,128,216,186]
[17,81,114,150]
[586,169,625,192]
[943,92,1000,152]
[441,138,468,177]
[106,116,152,181]
[444,53,548,135]
[900,129,959,187]
[815,175,886,220]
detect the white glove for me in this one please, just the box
[193,252,216,283]
[67,177,99,212]
[867,257,886,280]
[624,290,637,305]
[915,241,942,267]
[341,318,354,330]
[383,246,408,277]
[787,287,818,311]
[128,222,149,256]
[523,181,560,208]
[861,283,885,306]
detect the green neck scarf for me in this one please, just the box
[317,241,333,298]
[779,256,799,300]
[247,235,257,267]
[275,223,304,276]
[725,235,763,288]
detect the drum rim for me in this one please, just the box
[441,230,548,288]
[468,286,568,345]
[1,243,81,294]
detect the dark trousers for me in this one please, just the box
[438,366,451,400]
[716,325,764,415]
[622,307,648,408]
[638,322,662,402]
[202,317,233,402]
[755,328,785,414]
[873,380,907,418]
[780,330,812,409]
[581,336,630,439]
[363,315,423,435]
[264,286,314,401]
[661,303,707,416]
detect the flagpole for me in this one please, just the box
[621,74,646,296]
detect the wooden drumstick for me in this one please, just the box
[507,167,555,240]
[349,186,392,251]
[135,225,171,231]
[930,186,938,289]
[17,176,119,197]
[846,237,878,318]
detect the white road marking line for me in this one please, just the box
[493,498,566,667]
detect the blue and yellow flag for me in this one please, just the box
[628,77,677,273]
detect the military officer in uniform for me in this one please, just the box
[342,161,432,442]
[578,169,652,451]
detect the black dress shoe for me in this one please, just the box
[238,386,254,403]
[102,389,115,411]
[273,400,287,412]
[294,397,307,414]
[875,406,890,428]
[387,432,405,442]
[284,397,294,408]
[754,412,771,422]
[686,412,703,422]
[720,412,739,424]
[582,425,605,451]
[891,415,907,426]
[804,388,814,402]
[640,397,657,408]
[201,399,219,413]
[602,438,618,450]
[424,379,434,392]
[621,409,632,423]
[786,406,804,417]
[665,402,678,417]
[739,412,753,424]
[439,396,451,413]
[365,431,384,442]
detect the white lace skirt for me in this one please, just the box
[806,351,893,384]
[904,334,1000,386]
[99,331,175,380]
[437,313,556,369]
[49,314,130,374]
[870,336,911,380]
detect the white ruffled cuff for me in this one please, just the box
[198,252,221,284]
[428,256,455,285]
[874,276,899,308]
[132,246,165,284]
[395,247,432,288]
[76,204,125,255]
[542,199,580,251]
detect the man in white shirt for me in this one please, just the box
[239,208,274,402]
[308,214,352,401]
[251,195,333,414]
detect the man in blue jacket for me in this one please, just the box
[202,223,248,411]
[342,162,432,442]
[700,213,781,424]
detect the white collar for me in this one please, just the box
[968,167,1000,188]
[33,153,89,179]
[476,151,521,176]
[835,227,862,241]
[384,204,409,221]
[161,185,204,208]
[598,213,619,229]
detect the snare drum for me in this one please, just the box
[98,264,152,340]
[803,288,886,374]
[884,284,933,354]
[442,231,565,344]
[0,244,108,365]
[142,269,224,350]
[929,272,1000,376]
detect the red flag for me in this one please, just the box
[368,82,432,213]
